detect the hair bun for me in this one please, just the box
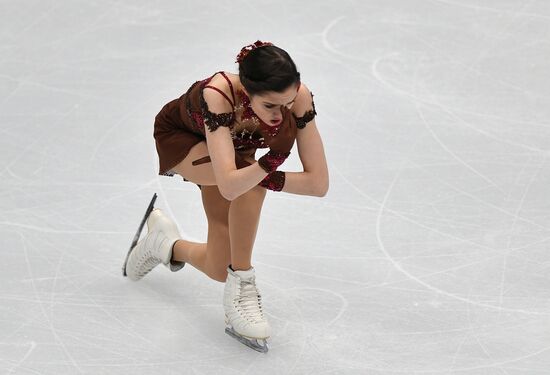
[235,40,274,63]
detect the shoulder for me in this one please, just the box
[291,83,317,129]
[291,82,315,118]
[199,72,238,132]
[201,72,235,114]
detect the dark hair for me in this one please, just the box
[238,45,301,96]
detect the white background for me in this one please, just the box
[1,0,550,374]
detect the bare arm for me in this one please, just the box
[280,84,329,197]
[202,86,268,201]
[280,122,329,197]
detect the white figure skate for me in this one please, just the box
[223,266,271,353]
[122,194,184,280]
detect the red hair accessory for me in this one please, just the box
[235,40,273,63]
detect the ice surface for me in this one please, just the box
[1,0,550,374]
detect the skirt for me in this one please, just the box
[153,97,204,177]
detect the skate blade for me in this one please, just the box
[225,326,269,353]
[122,193,158,277]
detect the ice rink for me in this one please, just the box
[2,0,550,374]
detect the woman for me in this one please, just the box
[123,41,329,352]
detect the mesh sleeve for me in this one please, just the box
[294,92,317,130]
[199,95,235,132]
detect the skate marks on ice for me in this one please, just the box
[316,4,550,373]
[3,0,550,373]
[365,39,550,315]
[373,157,549,316]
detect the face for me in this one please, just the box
[247,84,299,126]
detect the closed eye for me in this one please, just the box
[264,99,296,109]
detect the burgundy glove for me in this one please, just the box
[257,150,290,173]
[259,171,286,191]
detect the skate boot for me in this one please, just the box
[123,205,184,281]
[223,266,271,353]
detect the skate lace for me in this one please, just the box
[236,278,265,323]
[135,235,163,277]
[137,255,160,277]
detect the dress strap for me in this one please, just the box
[219,72,236,105]
[203,85,234,108]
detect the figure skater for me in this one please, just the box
[122,40,329,352]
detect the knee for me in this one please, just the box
[253,184,267,203]
[248,184,267,200]
[254,184,267,195]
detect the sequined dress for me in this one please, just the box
[153,71,316,179]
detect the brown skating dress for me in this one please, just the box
[153,71,316,188]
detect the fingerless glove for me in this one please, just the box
[258,171,286,192]
[257,150,290,173]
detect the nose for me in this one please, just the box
[271,107,282,117]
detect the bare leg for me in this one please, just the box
[169,142,266,280]
[171,185,231,282]
[172,184,267,280]
[228,185,266,271]
[169,141,217,186]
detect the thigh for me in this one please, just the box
[170,142,257,186]
[170,141,217,186]
[201,184,231,225]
